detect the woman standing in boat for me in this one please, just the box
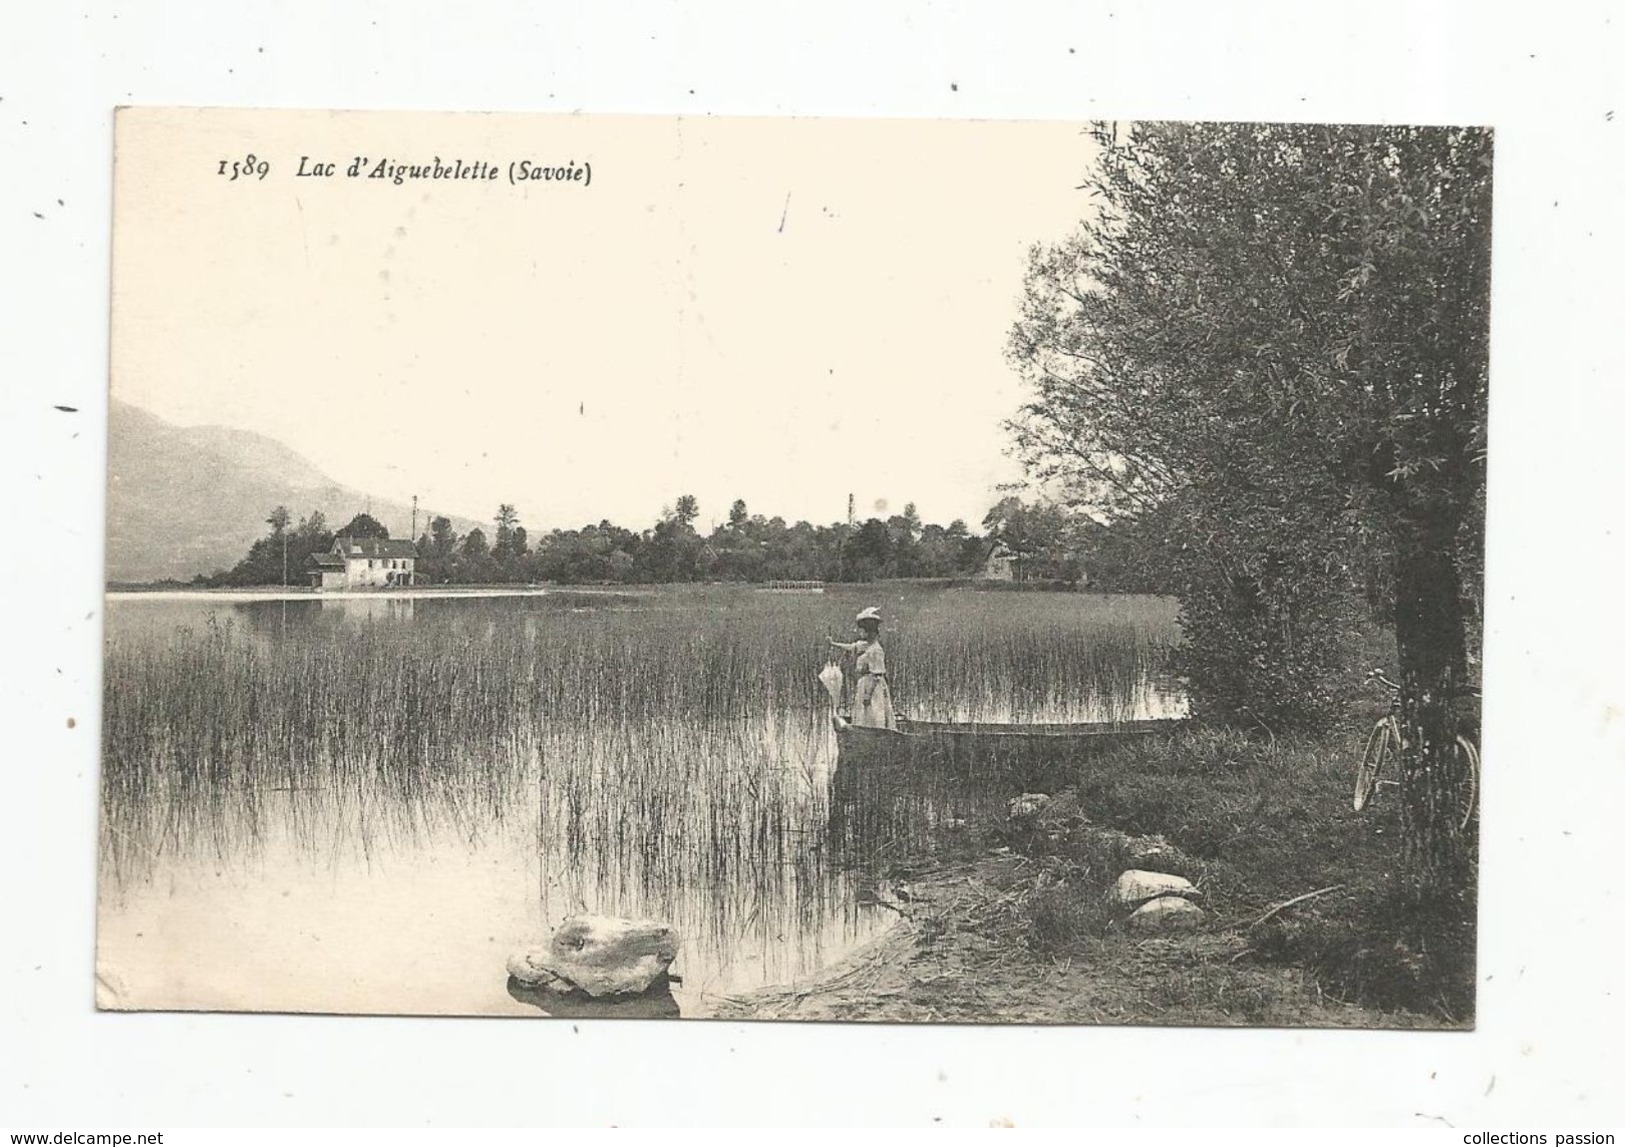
[828,607,898,730]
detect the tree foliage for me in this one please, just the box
[336,512,390,540]
[1011,123,1487,684]
[981,495,1089,584]
[206,497,1081,588]
[207,509,333,587]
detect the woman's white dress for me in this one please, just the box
[850,640,898,731]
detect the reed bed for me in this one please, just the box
[101,588,1180,979]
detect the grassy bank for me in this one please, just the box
[719,712,1474,1027]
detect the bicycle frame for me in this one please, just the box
[1354,670,1479,830]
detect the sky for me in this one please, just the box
[111,109,1101,534]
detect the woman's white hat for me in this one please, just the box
[855,607,882,624]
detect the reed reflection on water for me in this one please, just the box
[98,589,1180,1015]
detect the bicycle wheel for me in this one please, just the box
[1455,735,1480,831]
[1354,718,1393,812]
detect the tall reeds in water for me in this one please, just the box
[101,589,1180,974]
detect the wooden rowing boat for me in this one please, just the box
[832,712,1188,775]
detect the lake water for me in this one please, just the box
[97,588,1182,1017]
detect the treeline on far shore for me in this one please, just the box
[168,495,1177,593]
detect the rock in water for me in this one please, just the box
[507,977,682,1019]
[1113,869,1202,909]
[507,915,679,998]
[1127,895,1207,933]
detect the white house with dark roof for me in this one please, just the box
[309,536,418,590]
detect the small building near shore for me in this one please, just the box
[977,540,1091,587]
[980,542,1022,581]
[309,536,418,591]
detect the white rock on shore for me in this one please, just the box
[1113,869,1202,909]
[1127,895,1207,933]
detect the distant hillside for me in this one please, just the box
[106,399,482,583]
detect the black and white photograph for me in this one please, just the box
[97,108,1490,1028]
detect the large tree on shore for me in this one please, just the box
[212,507,332,587]
[336,512,390,540]
[1009,122,1490,1001]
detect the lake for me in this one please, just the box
[96,586,1183,1017]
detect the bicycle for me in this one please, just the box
[1352,669,1480,831]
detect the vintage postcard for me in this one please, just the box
[100,108,1489,1024]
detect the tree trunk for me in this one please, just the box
[1391,531,1478,1011]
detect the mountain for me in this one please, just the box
[106,400,482,584]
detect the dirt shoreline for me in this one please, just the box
[709,852,1446,1028]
